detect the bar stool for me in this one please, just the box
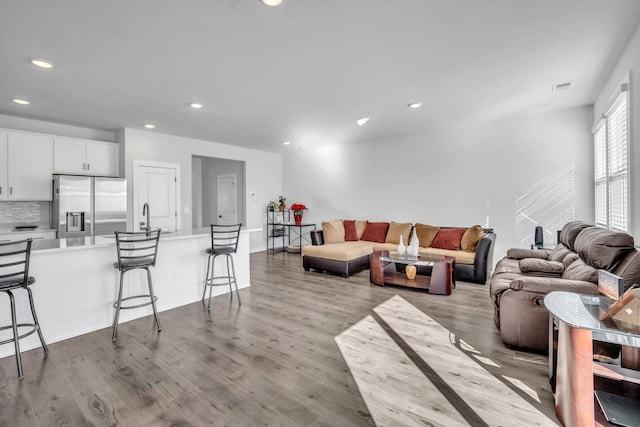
[0,239,48,379]
[112,229,161,341]
[203,224,242,310]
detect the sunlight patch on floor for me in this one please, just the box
[336,295,559,427]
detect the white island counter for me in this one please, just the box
[0,227,259,358]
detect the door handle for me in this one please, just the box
[219,215,222,218]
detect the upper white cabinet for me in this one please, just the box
[54,137,119,177]
[0,131,53,201]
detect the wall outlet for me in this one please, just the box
[184,206,189,214]
[332,204,340,212]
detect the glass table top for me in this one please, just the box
[379,251,453,266]
[544,291,640,347]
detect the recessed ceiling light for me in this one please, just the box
[30,58,54,69]
[261,0,283,6]
[552,82,573,92]
[13,98,30,105]
[356,117,370,126]
[283,141,291,145]
[408,102,423,109]
[144,124,156,129]
[189,102,203,109]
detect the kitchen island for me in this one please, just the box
[0,227,258,358]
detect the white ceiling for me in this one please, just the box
[1,0,639,152]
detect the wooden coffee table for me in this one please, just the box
[369,250,455,295]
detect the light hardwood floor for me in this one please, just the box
[0,251,559,426]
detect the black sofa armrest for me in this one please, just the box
[310,230,324,246]
[472,231,496,283]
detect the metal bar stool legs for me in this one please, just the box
[203,252,242,310]
[111,266,162,341]
[0,238,48,379]
[146,267,161,331]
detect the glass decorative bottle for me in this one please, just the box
[397,235,406,256]
[407,229,419,257]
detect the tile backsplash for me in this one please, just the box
[0,201,50,225]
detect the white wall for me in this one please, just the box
[594,22,640,238]
[283,106,594,262]
[120,128,281,251]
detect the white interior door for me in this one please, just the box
[217,173,237,225]
[135,164,178,232]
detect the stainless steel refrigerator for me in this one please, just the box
[52,175,127,238]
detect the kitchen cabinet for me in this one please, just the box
[0,132,53,201]
[0,230,57,243]
[54,137,119,177]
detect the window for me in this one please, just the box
[594,85,629,232]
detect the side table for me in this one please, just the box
[544,291,640,426]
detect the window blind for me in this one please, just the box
[607,91,629,232]
[593,86,629,232]
[594,120,607,227]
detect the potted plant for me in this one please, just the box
[267,201,278,211]
[278,195,287,212]
[291,203,307,225]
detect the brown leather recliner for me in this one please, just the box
[490,222,640,352]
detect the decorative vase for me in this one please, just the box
[405,264,417,280]
[294,214,303,225]
[397,235,406,256]
[407,229,419,257]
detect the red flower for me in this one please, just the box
[291,203,307,215]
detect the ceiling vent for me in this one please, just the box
[552,82,573,92]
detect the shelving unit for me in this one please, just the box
[266,207,317,254]
[266,207,289,253]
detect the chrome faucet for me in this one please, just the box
[141,203,150,231]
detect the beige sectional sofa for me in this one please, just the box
[302,220,496,284]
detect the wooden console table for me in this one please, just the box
[369,250,454,295]
[544,291,640,426]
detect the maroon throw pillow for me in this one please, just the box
[431,228,466,250]
[343,220,358,241]
[361,221,390,243]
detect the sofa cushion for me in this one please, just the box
[420,247,475,265]
[343,220,358,241]
[548,244,571,262]
[574,227,635,270]
[561,258,598,283]
[562,252,580,268]
[385,221,412,245]
[506,248,550,260]
[301,241,374,261]
[461,225,484,252]
[361,221,390,243]
[559,221,591,251]
[519,258,564,276]
[355,220,367,239]
[432,228,466,250]
[322,220,345,244]
[414,224,440,248]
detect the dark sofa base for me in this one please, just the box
[303,254,487,284]
[303,255,370,277]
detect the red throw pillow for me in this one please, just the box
[343,220,359,241]
[431,228,466,250]
[361,221,390,243]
